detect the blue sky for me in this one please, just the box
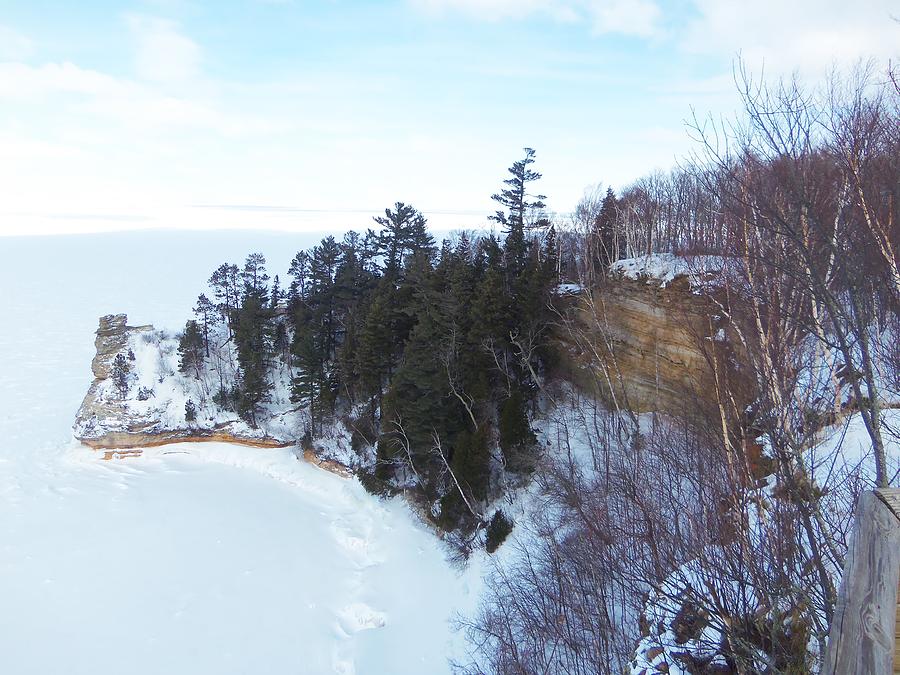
[0,0,897,235]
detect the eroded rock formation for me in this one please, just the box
[73,314,293,450]
[558,272,745,416]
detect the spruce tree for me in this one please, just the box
[291,326,327,435]
[233,291,272,427]
[270,275,282,311]
[594,187,621,268]
[355,291,393,399]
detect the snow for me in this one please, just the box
[610,253,723,287]
[0,232,480,675]
[554,282,583,295]
[75,323,301,443]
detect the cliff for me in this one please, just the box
[556,255,745,416]
[73,314,295,450]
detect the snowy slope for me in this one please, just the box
[0,232,480,675]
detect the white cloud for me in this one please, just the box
[0,25,33,60]
[589,0,661,37]
[0,61,119,99]
[683,0,900,76]
[0,61,275,136]
[125,14,202,84]
[411,0,662,36]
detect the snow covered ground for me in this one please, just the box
[0,231,480,675]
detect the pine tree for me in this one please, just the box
[178,320,205,378]
[373,202,434,276]
[309,237,341,361]
[208,263,241,331]
[287,251,310,302]
[241,253,270,305]
[490,148,549,282]
[193,293,219,357]
[111,353,130,399]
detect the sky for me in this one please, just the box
[0,0,897,236]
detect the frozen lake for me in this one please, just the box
[0,231,476,675]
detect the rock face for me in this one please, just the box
[558,274,744,416]
[73,314,293,450]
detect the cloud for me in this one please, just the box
[0,61,274,136]
[411,0,662,36]
[125,14,202,84]
[682,0,900,76]
[590,0,660,37]
[0,24,33,60]
[0,61,122,99]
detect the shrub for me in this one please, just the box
[485,510,513,553]
[358,470,396,497]
[498,390,537,472]
[212,385,239,412]
[184,398,197,422]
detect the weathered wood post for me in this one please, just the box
[822,488,900,674]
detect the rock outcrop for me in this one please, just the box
[557,269,745,416]
[73,314,293,450]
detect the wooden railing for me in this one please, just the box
[822,488,900,674]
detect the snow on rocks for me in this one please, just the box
[610,253,723,288]
[73,314,296,449]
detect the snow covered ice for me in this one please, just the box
[0,232,478,675]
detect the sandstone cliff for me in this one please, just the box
[73,314,294,450]
[556,256,746,416]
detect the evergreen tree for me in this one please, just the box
[192,293,218,357]
[594,187,621,268]
[184,398,197,423]
[498,388,537,472]
[287,251,310,302]
[241,252,270,304]
[233,293,272,427]
[178,319,205,378]
[451,423,491,502]
[270,275,282,310]
[208,263,241,331]
[111,353,130,399]
[490,148,549,281]
[373,202,435,276]
[309,237,341,361]
[291,326,327,435]
[355,291,393,398]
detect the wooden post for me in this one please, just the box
[822,488,900,675]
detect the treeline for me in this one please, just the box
[179,148,560,532]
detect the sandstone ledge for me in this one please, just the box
[82,429,294,451]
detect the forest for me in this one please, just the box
[172,64,899,674]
